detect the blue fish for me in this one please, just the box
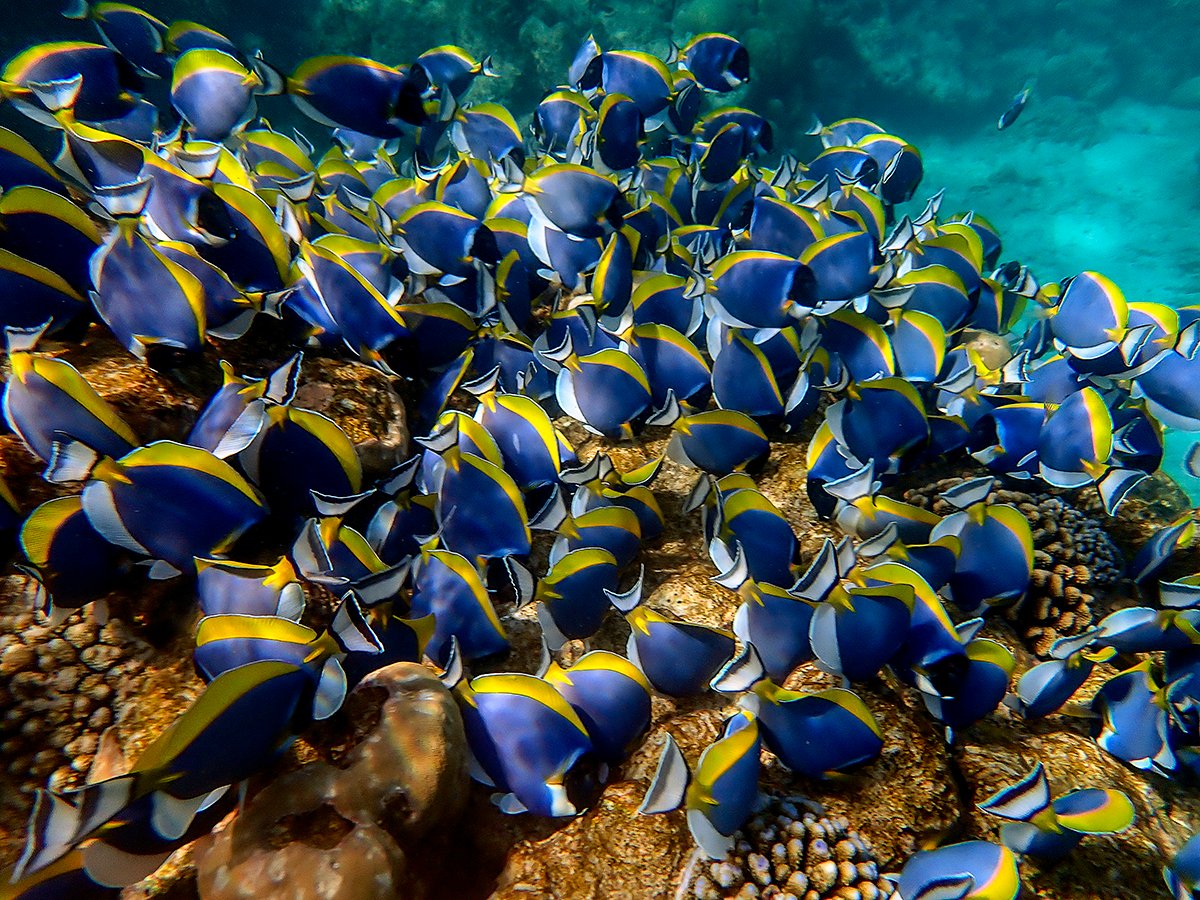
[13,596,377,885]
[721,645,884,778]
[979,762,1134,860]
[543,649,653,769]
[1007,631,1114,718]
[18,495,127,624]
[410,547,507,665]
[171,49,282,142]
[679,34,749,93]
[45,439,267,578]
[1091,661,1176,773]
[3,324,138,463]
[638,713,761,859]
[536,547,621,645]
[997,84,1032,130]
[550,506,641,570]
[451,668,599,817]
[1165,833,1200,900]
[288,55,433,137]
[609,572,734,697]
[893,840,1019,900]
[194,556,305,620]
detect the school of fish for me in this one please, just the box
[1,4,1199,899]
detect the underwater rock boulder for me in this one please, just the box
[290,355,410,478]
[194,662,468,900]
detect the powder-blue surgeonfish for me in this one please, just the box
[171,48,283,142]
[12,594,379,887]
[523,162,619,238]
[165,19,243,58]
[978,762,1134,860]
[471,377,572,489]
[807,567,913,682]
[709,485,798,590]
[717,644,884,778]
[824,464,941,544]
[549,337,652,440]
[591,93,644,173]
[288,55,434,138]
[607,571,734,697]
[729,581,815,684]
[1133,349,1200,432]
[0,185,101,295]
[194,556,305,620]
[416,45,494,100]
[638,713,761,859]
[631,273,702,335]
[428,443,531,560]
[532,89,592,160]
[192,592,379,690]
[997,84,1032,130]
[929,477,1033,615]
[826,376,929,472]
[678,34,749,93]
[293,236,409,371]
[582,49,674,120]
[710,329,789,419]
[1,41,144,123]
[918,636,1015,734]
[410,547,507,665]
[892,840,1019,900]
[18,495,128,624]
[1093,585,1200,654]
[536,547,621,645]
[862,557,967,693]
[969,401,1046,479]
[89,194,209,359]
[821,310,895,383]
[0,246,87,334]
[1091,661,1176,773]
[708,250,816,329]
[543,649,652,770]
[3,323,139,463]
[551,505,641,570]
[240,402,364,524]
[658,403,770,476]
[45,438,267,578]
[186,354,300,458]
[1050,270,1127,356]
[1007,630,1114,718]
[63,1,171,79]
[449,665,600,817]
[1036,386,1113,488]
[0,125,66,194]
[801,229,878,307]
[1165,833,1200,900]
[628,323,712,409]
[1127,513,1196,584]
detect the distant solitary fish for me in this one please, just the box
[997,84,1032,130]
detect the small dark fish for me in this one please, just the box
[997,85,1032,130]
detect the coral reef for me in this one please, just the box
[681,795,890,900]
[0,587,148,796]
[905,478,1126,656]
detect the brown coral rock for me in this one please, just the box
[194,663,468,900]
